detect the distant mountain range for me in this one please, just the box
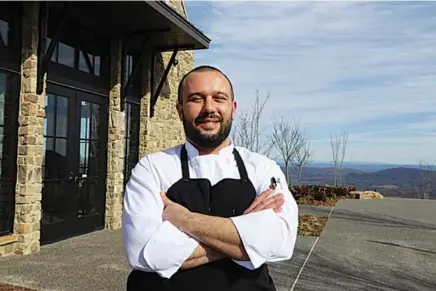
[277,162,436,199]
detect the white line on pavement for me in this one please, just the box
[289,206,335,291]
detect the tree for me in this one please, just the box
[415,160,435,199]
[231,90,274,157]
[330,131,348,186]
[291,134,313,185]
[271,117,305,185]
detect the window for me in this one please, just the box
[123,100,140,184]
[0,19,9,48]
[0,71,18,235]
[123,55,141,185]
[48,37,102,77]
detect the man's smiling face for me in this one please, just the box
[177,70,237,149]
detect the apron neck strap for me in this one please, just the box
[181,145,190,179]
[233,148,249,181]
[180,145,249,181]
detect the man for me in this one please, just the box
[122,65,299,291]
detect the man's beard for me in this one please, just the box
[182,112,232,149]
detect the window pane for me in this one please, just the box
[94,56,101,76]
[124,102,140,183]
[79,51,92,74]
[0,19,8,47]
[0,72,16,180]
[90,103,101,140]
[0,71,17,234]
[79,140,89,174]
[43,137,54,178]
[57,42,75,68]
[44,94,56,136]
[55,138,67,156]
[80,101,91,139]
[55,96,68,138]
[124,55,133,85]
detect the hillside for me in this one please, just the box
[280,165,436,199]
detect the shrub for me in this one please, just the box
[289,185,357,204]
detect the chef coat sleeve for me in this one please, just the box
[230,159,299,270]
[122,155,199,279]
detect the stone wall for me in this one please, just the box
[13,2,45,255]
[104,38,125,230]
[1,0,197,256]
[139,0,194,157]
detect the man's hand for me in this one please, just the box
[161,192,249,261]
[161,191,192,230]
[243,188,285,214]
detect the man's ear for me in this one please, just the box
[232,101,237,120]
[176,102,183,121]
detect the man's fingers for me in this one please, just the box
[243,189,273,214]
[273,206,283,213]
[250,194,284,213]
[160,191,173,207]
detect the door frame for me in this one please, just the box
[41,82,108,244]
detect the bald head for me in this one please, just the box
[177,65,234,104]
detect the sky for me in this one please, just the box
[183,1,436,165]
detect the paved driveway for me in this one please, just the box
[1,198,435,291]
[292,198,436,291]
[0,230,315,291]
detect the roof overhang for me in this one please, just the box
[47,1,211,53]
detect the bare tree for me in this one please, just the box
[415,160,435,199]
[232,90,274,157]
[291,135,313,185]
[330,131,349,186]
[271,117,305,185]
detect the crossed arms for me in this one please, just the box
[122,156,299,279]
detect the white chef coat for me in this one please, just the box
[122,140,299,279]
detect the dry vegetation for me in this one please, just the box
[298,215,328,237]
[294,185,358,236]
[291,185,358,206]
[0,283,38,291]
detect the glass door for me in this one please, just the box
[72,92,107,231]
[41,84,108,244]
[0,70,19,236]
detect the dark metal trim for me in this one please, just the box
[46,79,108,98]
[153,44,197,52]
[144,1,210,49]
[150,48,178,117]
[0,66,20,75]
[121,35,150,111]
[37,2,70,94]
[150,52,155,112]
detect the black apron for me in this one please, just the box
[127,145,276,291]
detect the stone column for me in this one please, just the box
[14,2,45,255]
[105,38,125,230]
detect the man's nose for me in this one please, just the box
[202,96,215,112]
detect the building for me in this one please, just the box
[0,1,210,256]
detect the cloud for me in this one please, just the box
[185,1,436,164]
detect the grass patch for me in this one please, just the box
[298,215,328,237]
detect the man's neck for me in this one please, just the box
[189,138,232,156]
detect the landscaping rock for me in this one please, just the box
[350,190,384,200]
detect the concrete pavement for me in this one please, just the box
[292,198,436,291]
[1,198,435,291]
